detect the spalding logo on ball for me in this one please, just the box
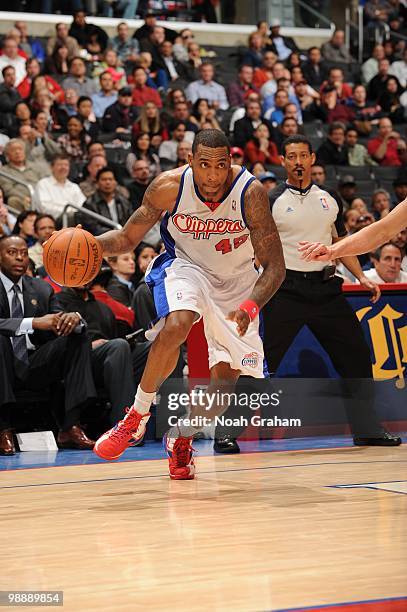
[43,227,103,287]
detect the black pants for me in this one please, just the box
[0,333,96,431]
[91,339,151,425]
[216,273,383,439]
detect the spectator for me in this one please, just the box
[91,71,118,119]
[62,57,98,98]
[140,26,167,73]
[367,117,402,166]
[102,87,138,133]
[364,0,392,24]
[174,141,192,168]
[14,20,45,63]
[134,50,167,90]
[133,12,158,42]
[0,235,96,454]
[77,96,99,140]
[0,37,27,86]
[92,49,126,90]
[344,209,361,233]
[338,175,358,208]
[69,10,108,52]
[35,154,86,222]
[255,20,273,48]
[131,242,159,331]
[57,115,91,163]
[311,164,326,185]
[109,21,140,65]
[78,167,132,235]
[266,19,299,60]
[171,101,198,136]
[317,122,349,166]
[389,47,407,87]
[321,29,355,63]
[363,243,407,283]
[347,84,382,134]
[391,228,407,270]
[263,88,290,122]
[158,121,187,162]
[367,58,397,101]
[185,63,229,110]
[258,170,277,194]
[127,158,151,210]
[242,32,265,69]
[244,123,280,165]
[11,210,37,247]
[131,67,162,109]
[0,67,21,133]
[346,128,378,166]
[227,65,258,108]
[302,46,327,89]
[132,101,168,141]
[184,40,203,82]
[43,42,70,77]
[378,77,405,123]
[173,28,195,63]
[80,153,129,200]
[230,146,244,166]
[295,80,323,122]
[350,197,369,216]
[57,282,148,426]
[46,22,80,60]
[190,98,221,131]
[8,100,30,138]
[250,161,267,177]
[0,188,15,237]
[58,87,78,120]
[0,139,47,211]
[371,188,391,220]
[252,51,277,90]
[274,116,299,153]
[320,85,355,126]
[392,175,407,205]
[106,252,136,307]
[233,99,273,149]
[127,132,161,178]
[320,67,353,100]
[157,40,188,86]
[260,61,287,98]
[362,44,385,84]
[90,266,135,336]
[28,213,56,269]
[19,114,61,176]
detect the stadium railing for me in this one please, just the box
[0,169,35,202]
[61,203,122,231]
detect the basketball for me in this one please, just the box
[43,227,103,287]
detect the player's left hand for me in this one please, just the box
[56,312,81,336]
[358,275,381,303]
[227,309,250,337]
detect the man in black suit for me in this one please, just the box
[266,19,299,60]
[233,99,274,149]
[0,235,96,455]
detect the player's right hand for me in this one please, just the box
[298,241,333,262]
[32,313,63,333]
[227,310,250,337]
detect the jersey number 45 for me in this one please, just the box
[215,234,249,255]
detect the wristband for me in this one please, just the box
[238,300,259,321]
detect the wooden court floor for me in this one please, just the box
[0,443,406,612]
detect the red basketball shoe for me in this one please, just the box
[164,432,195,480]
[94,407,150,461]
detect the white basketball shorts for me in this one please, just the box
[145,253,265,378]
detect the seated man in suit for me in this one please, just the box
[0,235,97,455]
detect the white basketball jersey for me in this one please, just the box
[161,166,256,277]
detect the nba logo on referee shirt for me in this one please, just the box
[176,291,183,300]
[320,197,329,210]
[232,200,236,211]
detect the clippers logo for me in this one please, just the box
[172,213,245,240]
[320,197,329,210]
[241,352,259,368]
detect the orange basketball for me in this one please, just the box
[43,227,103,287]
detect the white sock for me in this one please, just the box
[168,419,198,440]
[133,386,155,415]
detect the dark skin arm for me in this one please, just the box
[96,170,181,256]
[228,180,286,336]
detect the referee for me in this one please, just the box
[261,134,400,446]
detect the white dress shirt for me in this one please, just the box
[34,175,86,220]
[362,268,407,284]
[0,55,27,86]
[0,271,35,349]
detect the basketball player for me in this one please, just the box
[298,198,407,262]
[93,130,286,479]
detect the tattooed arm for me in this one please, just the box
[97,170,181,256]
[228,180,285,336]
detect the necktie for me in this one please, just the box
[11,284,29,368]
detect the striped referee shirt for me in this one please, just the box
[269,182,347,272]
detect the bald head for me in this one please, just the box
[0,235,29,281]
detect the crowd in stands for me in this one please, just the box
[0,6,407,452]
